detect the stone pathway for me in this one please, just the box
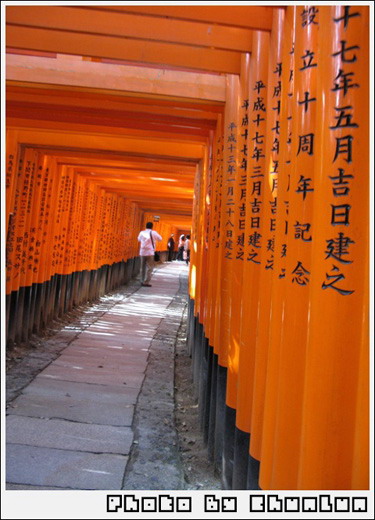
[6,262,188,490]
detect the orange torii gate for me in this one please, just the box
[188,5,369,491]
[5,4,369,491]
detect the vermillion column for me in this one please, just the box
[37,156,59,329]
[260,4,319,490]
[212,75,240,472]
[223,54,250,489]
[298,5,369,490]
[246,9,285,486]
[206,118,224,461]
[235,30,270,489]
[23,152,50,336]
[198,144,212,330]
[5,130,19,237]
[205,126,222,346]
[189,161,203,308]
[218,75,240,368]
[64,173,85,311]
[212,117,224,355]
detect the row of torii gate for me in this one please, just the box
[5,4,370,490]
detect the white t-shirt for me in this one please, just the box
[138,229,162,256]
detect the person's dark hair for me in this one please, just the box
[186,234,191,239]
[146,222,153,229]
[181,234,185,240]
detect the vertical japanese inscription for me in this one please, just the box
[321,6,361,295]
[247,76,267,264]
[235,96,249,261]
[224,121,237,259]
[288,6,319,286]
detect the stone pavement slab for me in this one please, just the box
[7,415,133,454]
[7,393,135,426]
[76,331,155,344]
[14,377,140,402]
[7,377,136,426]
[53,352,148,370]
[38,363,145,388]
[6,444,128,490]
[59,344,150,360]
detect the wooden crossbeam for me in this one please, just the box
[28,148,199,170]
[6,117,210,144]
[6,6,254,53]
[11,128,206,160]
[6,24,242,74]
[6,54,227,101]
[83,5,276,31]
[6,84,223,119]
[7,101,217,130]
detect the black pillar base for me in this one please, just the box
[222,404,236,489]
[32,282,45,333]
[198,333,209,439]
[232,428,250,489]
[202,344,213,444]
[7,290,19,346]
[21,285,33,342]
[214,364,227,474]
[247,450,261,490]
[207,352,218,462]
[14,286,26,344]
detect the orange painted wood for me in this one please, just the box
[7,147,37,293]
[226,56,250,408]
[236,31,270,433]
[36,155,59,285]
[212,117,224,351]
[5,130,19,238]
[297,5,369,490]
[7,83,223,120]
[6,117,210,145]
[23,151,46,288]
[6,24,242,74]
[11,128,205,160]
[6,6,254,53]
[7,55,226,102]
[204,127,222,343]
[7,101,217,132]
[216,75,240,368]
[88,5,275,31]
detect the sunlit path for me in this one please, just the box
[6,262,188,490]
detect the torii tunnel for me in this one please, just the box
[4,5,369,490]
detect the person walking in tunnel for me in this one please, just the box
[184,234,191,265]
[177,234,185,261]
[138,222,162,287]
[167,233,175,262]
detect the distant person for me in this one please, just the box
[177,234,185,261]
[184,234,191,265]
[167,234,175,262]
[137,222,162,287]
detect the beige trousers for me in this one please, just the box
[140,255,154,284]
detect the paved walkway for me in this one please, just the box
[6,262,189,490]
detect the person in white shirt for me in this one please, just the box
[177,234,185,261]
[137,222,162,287]
[184,234,191,265]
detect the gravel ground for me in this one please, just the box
[174,303,221,490]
